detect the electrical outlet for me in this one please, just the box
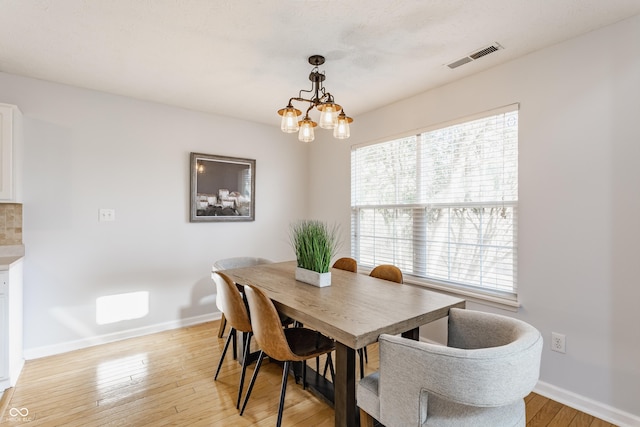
[551,332,566,353]
[99,208,116,222]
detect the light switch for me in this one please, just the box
[99,208,116,222]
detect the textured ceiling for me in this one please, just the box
[1,1,640,127]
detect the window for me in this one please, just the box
[351,105,518,298]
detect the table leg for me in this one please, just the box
[402,327,420,341]
[335,342,357,427]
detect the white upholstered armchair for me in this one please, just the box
[357,308,543,427]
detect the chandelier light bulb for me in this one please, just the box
[334,111,352,139]
[318,104,339,129]
[278,105,301,133]
[298,117,317,142]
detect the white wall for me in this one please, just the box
[310,15,640,423]
[0,72,307,355]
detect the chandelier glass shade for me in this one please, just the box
[298,115,317,143]
[334,111,353,139]
[277,55,352,142]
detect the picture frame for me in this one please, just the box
[190,152,255,222]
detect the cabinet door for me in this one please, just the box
[0,291,7,381]
[0,104,19,201]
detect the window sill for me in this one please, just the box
[359,267,520,312]
[404,277,520,312]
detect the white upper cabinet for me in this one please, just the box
[0,103,22,202]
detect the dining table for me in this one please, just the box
[221,260,466,427]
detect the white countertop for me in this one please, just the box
[0,244,24,270]
[0,256,22,270]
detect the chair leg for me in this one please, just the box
[358,348,365,379]
[240,351,265,416]
[322,351,334,379]
[359,408,375,427]
[232,328,237,360]
[236,331,252,409]
[214,327,235,380]
[302,360,307,390]
[326,353,335,383]
[276,361,291,427]
[363,345,369,363]
[217,313,227,338]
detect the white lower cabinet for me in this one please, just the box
[0,259,24,391]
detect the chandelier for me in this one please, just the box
[278,55,353,142]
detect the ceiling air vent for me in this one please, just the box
[447,43,503,69]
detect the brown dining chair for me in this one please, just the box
[212,271,254,410]
[240,284,336,427]
[370,264,404,284]
[212,257,273,339]
[332,256,357,272]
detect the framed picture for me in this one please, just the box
[190,152,255,222]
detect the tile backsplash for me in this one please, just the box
[0,203,22,245]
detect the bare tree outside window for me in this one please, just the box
[351,107,518,296]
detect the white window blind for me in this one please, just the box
[351,106,518,296]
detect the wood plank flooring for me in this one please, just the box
[0,320,616,426]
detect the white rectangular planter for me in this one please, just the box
[295,267,331,287]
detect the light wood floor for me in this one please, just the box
[0,320,616,426]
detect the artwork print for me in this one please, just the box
[190,153,255,222]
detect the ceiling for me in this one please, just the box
[1,1,640,127]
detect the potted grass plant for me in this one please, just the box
[289,220,340,287]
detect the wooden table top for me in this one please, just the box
[221,261,466,349]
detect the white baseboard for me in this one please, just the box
[23,313,221,360]
[534,380,640,427]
